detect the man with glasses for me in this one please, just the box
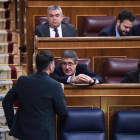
[51,50,103,84]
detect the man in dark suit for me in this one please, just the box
[2,50,67,140]
[51,50,103,84]
[98,9,135,36]
[34,5,78,38]
[132,24,140,36]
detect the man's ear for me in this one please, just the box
[117,19,120,27]
[49,63,53,71]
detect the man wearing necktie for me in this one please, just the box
[34,5,79,38]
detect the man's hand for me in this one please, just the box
[72,74,95,84]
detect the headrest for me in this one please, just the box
[104,58,138,77]
[114,110,140,133]
[62,108,105,132]
[82,16,117,37]
[36,16,71,27]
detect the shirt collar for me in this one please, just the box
[50,24,61,31]
[115,25,120,37]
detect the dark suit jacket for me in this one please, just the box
[98,23,133,36]
[121,70,139,83]
[132,24,140,36]
[34,22,79,37]
[51,63,103,84]
[2,71,67,140]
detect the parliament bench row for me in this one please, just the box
[60,108,140,140]
[34,15,140,37]
[54,57,139,83]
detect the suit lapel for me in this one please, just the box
[45,23,50,37]
[62,23,69,37]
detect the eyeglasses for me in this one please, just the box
[61,62,75,66]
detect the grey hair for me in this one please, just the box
[47,5,63,16]
[61,50,78,63]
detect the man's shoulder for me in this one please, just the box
[55,63,62,70]
[77,63,87,68]
[127,70,139,76]
[35,22,48,30]
[132,24,140,36]
[61,22,76,29]
[98,23,116,36]
[133,24,140,30]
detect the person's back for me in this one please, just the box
[2,50,67,140]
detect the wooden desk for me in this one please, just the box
[34,36,140,76]
[63,84,140,140]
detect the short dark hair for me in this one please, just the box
[61,50,78,63]
[47,5,63,15]
[36,50,54,71]
[137,59,140,73]
[118,9,135,23]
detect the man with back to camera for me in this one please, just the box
[2,50,67,140]
[34,5,79,38]
[51,50,103,84]
[98,9,135,36]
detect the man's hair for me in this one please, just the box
[47,5,63,16]
[118,9,135,23]
[61,50,78,63]
[36,50,54,71]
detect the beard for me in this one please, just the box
[117,25,129,36]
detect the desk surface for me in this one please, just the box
[64,84,140,96]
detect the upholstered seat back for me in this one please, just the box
[55,58,92,71]
[104,58,139,83]
[35,16,71,26]
[113,110,140,140]
[82,16,117,37]
[62,108,106,140]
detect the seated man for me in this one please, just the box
[34,5,78,38]
[98,9,135,36]
[132,24,140,36]
[51,50,103,84]
[32,5,78,53]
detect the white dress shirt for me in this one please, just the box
[67,70,99,84]
[49,25,62,37]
